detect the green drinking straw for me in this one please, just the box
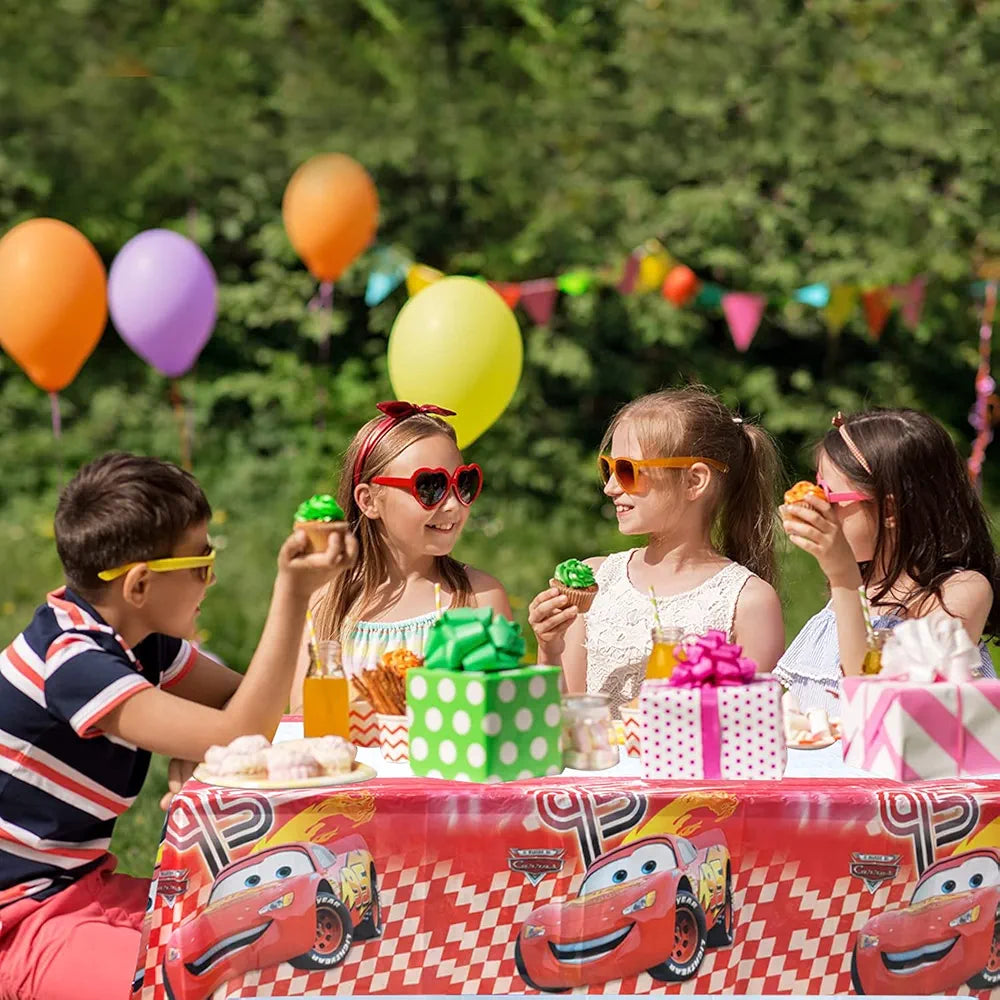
[649,586,663,631]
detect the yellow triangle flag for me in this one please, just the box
[406,264,444,298]
[636,251,673,294]
[822,285,857,334]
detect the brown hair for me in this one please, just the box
[312,414,473,643]
[821,408,1000,636]
[599,386,781,585]
[55,452,212,599]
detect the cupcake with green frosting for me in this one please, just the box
[294,494,347,553]
[550,558,599,611]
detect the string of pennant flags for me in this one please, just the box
[361,238,947,352]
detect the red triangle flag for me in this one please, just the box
[721,293,766,352]
[889,276,926,330]
[520,279,558,325]
[862,289,892,339]
[488,282,522,309]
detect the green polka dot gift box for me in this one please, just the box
[405,608,563,782]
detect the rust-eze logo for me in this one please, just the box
[850,853,901,893]
[509,848,565,885]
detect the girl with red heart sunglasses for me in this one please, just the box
[289,402,511,713]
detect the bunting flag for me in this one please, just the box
[520,279,559,326]
[722,292,766,352]
[968,282,998,486]
[635,240,673,293]
[616,253,640,295]
[405,263,444,298]
[889,275,926,330]
[365,247,410,306]
[556,271,593,296]
[822,286,858,335]
[793,283,831,309]
[861,288,892,340]
[487,281,522,309]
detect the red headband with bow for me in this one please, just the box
[352,401,457,487]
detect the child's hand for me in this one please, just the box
[160,757,198,811]
[528,587,579,658]
[780,496,861,588]
[278,527,359,599]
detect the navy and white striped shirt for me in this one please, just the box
[0,588,196,906]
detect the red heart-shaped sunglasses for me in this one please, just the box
[372,464,483,510]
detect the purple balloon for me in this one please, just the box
[108,228,218,377]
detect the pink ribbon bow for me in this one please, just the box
[668,630,757,688]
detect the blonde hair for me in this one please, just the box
[600,386,780,585]
[312,414,474,643]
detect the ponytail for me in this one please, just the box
[717,422,781,587]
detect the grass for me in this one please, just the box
[0,487,981,879]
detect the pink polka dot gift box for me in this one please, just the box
[639,631,786,780]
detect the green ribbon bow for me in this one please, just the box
[554,558,595,589]
[423,607,526,672]
[294,494,344,523]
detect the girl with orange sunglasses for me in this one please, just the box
[528,387,786,717]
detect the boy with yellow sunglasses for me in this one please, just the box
[0,452,356,1000]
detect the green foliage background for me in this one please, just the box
[2,0,1000,874]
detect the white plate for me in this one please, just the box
[787,736,840,751]
[193,761,377,790]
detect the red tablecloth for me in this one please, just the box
[133,769,1000,998]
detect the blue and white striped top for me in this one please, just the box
[774,603,996,715]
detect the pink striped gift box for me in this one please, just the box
[842,677,1000,780]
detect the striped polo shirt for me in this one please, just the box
[0,587,197,906]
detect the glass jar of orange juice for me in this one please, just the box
[303,639,351,739]
[645,627,684,680]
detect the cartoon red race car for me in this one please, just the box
[515,832,733,992]
[851,847,1000,995]
[162,837,380,1000]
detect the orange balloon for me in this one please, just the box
[0,219,107,392]
[282,154,379,282]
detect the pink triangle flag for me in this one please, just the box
[889,275,926,330]
[617,253,640,294]
[722,293,766,352]
[520,279,558,325]
[488,281,522,309]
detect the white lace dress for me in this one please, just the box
[584,549,754,717]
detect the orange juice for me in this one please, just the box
[303,673,351,738]
[645,627,683,680]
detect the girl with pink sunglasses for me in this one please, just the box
[288,402,511,712]
[777,408,998,713]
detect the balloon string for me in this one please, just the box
[49,392,62,439]
[308,281,335,429]
[169,380,193,471]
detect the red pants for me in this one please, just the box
[0,858,149,1000]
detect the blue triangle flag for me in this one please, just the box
[793,283,831,308]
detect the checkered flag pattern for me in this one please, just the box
[139,841,975,998]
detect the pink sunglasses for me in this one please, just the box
[817,475,871,505]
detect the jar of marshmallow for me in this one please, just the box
[561,694,619,770]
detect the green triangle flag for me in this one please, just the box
[557,271,594,296]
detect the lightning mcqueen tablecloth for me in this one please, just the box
[135,753,1000,998]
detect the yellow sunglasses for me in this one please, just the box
[98,549,216,583]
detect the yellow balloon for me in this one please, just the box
[388,276,523,448]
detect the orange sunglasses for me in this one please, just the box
[598,454,729,495]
